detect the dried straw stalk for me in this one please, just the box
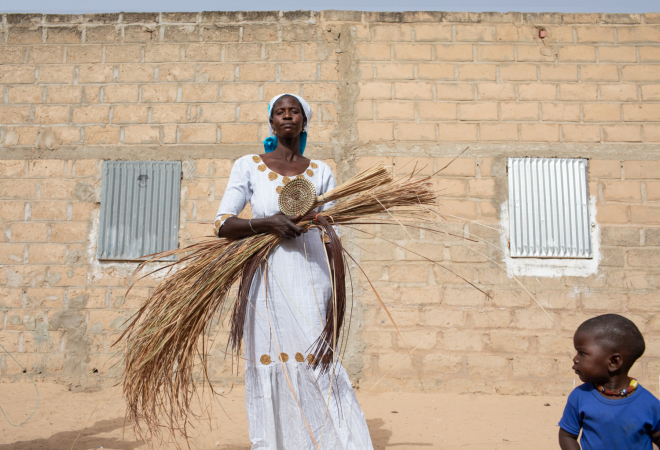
[116,162,438,444]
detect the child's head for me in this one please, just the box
[572,314,645,383]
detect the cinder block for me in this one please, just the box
[617,26,660,43]
[560,83,598,100]
[542,103,580,122]
[623,104,660,122]
[123,125,160,144]
[476,45,514,61]
[622,65,658,82]
[8,86,43,104]
[356,43,391,61]
[558,45,597,62]
[501,102,539,121]
[28,160,65,178]
[414,24,452,42]
[418,102,457,120]
[602,125,641,142]
[436,83,474,101]
[480,123,519,141]
[562,124,601,142]
[517,45,555,62]
[141,85,178,102]
[73,105,110,124]
[46,86,83,104]
[512,356,554,377]
[240,63,278,81]
[357,122,394,141]
[435,44,473,61]
[105,45,142,63]
[600,84,638,101]
[394,82,433,100]
[84,125,120,144]
[443,330,485,351]
[375,101,415,120]
[520,124,559,142]
[600,180,642,201]
[518,83,557,101]
[456,25,493,42]
[496,24,536,42]
[467,355,509,376]
[219,124,257,143]
[11,222,48,242]
[458,64,497,81]
[66,45,103,63]
[460,102,498,121]
[499,64,537,81]
[476,83,515,100]
[77,64,113,83]
[539,65,578,81]
[589,160,621,178]
[597,204,628,223]
[583,103,621,122]
[576,26,615,43]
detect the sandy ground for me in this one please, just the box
[0,381,568,450]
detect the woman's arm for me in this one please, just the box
[559,428,580,450]
[218,214,302,240]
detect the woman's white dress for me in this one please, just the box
[215,155,374,450]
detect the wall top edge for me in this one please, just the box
[1,11,658,26]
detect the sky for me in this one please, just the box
[1,0,658,14]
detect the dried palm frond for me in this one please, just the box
[116,162,438,445]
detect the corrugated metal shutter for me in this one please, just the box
[508,158,592,258]
[97,161,181,261]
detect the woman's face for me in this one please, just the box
[270,95,306,140]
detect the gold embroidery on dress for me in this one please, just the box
[310,162,318,169]
[252,155,261,163]
[282,176,291,185]
[260,354,271,365]
[279,353,289,363]
[307,354,316,364]
[276,186,282,194]
[268,171,278,181]
[295,174,305,179]
[295,352,304,362]
[257,164,267,172]
[220,214,233,221]
[306,169,314,177]
[322,354,330,364]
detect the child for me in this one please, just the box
[559,314,660,449]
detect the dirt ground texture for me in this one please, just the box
[0,381,572,450]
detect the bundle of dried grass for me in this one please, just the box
[116,162,437,444]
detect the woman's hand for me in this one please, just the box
[218,214,303,240]
[258,214,302,239]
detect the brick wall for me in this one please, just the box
[1,11,660,394]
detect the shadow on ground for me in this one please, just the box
[0,417,142,450]
[369,418,433,448]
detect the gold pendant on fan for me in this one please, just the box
[278,177,316,216]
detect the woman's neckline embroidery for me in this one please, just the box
[252,155,317,179]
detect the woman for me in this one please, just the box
[215,94,374,450]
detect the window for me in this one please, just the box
[97,161,181,261]
[508,158,592,259]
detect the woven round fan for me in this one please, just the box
[278,177,316,216]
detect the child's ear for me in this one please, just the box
[608,353,624,372]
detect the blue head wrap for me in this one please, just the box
[264,93,312,155]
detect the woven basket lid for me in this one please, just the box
[278,177,317,216]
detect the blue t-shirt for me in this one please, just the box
[559,383,660,450]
